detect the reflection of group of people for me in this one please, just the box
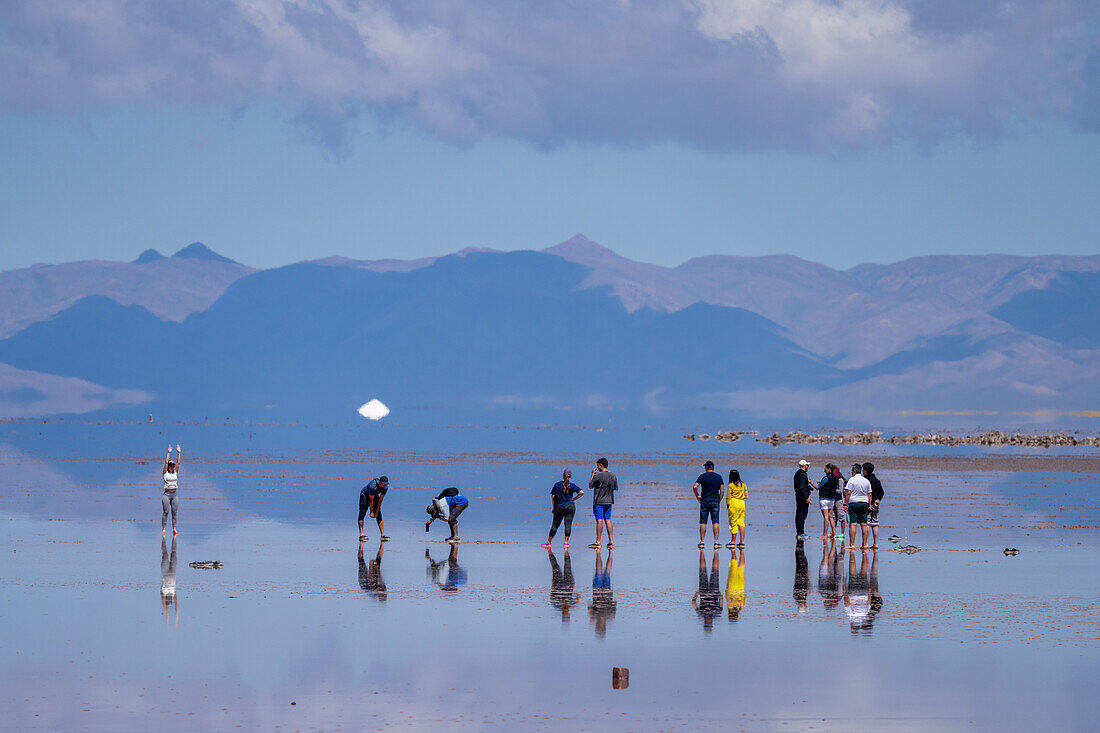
[691,548,748,630]
[794,541,884,633]
[547,549,618,636]
[794,460,886,549]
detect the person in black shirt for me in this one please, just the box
[693,460,725,548]
[863,462,885,550]
[816,463,840,539]
[793,460,813,539]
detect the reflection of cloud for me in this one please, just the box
[0,363,150,418]
[1,1,1096,150]
[357,399,390,420]
[0,443,239,523]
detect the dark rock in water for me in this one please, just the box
[189,560,223,569]
[887,535,902,543]
[895,545,921,554]
[1003,548,1020,556]
[612,667,629,690]
[682,434,696,441]
[713,428,1100,448]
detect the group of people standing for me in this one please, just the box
[794,459,885,549]
[158,448,888,551]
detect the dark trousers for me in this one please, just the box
[794,500,809,535]
[549,505,576,539]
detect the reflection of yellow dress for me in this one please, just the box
[726,555,745,613]
[726,482,747,533]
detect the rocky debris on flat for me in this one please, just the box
[1003,548,1020,556]
[895,545,921,554]
[189,560,223,569]
[686,429,1100,448]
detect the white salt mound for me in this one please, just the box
[357,399,390,421]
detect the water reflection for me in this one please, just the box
[726,548,746,622]
[793,540,809,613]
[588,549,616,638]
[845,550,884,634]
[425,544,467,592]
[159,537,178,628]
[547,550,581,623]
[358,540,387,602]
[692,549,722,631]
[818,540,842,611]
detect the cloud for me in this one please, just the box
[0,0,1097,151]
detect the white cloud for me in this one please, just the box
[0,0,1096,150]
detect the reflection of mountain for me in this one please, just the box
[0,236,1097,417]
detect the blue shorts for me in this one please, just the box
[699,502,720,525]
[593,504,613,520]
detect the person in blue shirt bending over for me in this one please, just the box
[693,460,726,549]
[425,487,469,543]
[543,468,585,549]
[358,475,391,542]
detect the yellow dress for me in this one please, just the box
[726,555,745,614]
[726,481,747,532]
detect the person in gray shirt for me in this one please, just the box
[588,457,618,549]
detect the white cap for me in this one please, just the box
[798,459,809,467]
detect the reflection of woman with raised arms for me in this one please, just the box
[161,444,181,537]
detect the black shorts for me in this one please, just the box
[448,502,468,521]
[358,491,382,522]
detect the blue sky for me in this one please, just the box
[1,1,1098,270]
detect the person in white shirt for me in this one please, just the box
[844,465,874,550]
[161,444,181,537]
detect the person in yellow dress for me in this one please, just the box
[725,469,747,548]
[726,546,746,621]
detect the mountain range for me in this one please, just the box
[0,236,1096,418]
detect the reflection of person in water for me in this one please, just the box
[548,550,581,623]
[160,536,179,627]
[793,540,809,613]
[867,550,884,630]
[588,548,616,637]
[726,547,746,621]
[818,540,842,611]
[426,544,467,592]
[844,550,882,633]
[358,539,387,602]
[693,549,723,631]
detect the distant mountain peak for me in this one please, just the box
[172,242,237,264]
[133,249,165,264]
[543,234,624,263]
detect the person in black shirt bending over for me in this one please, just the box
[693,460,725,548]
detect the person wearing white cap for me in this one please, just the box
[793,459,813,539]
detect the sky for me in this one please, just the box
[1,0,1098,271]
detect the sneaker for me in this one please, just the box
[541,542,551,548]
[380,536,391,542]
